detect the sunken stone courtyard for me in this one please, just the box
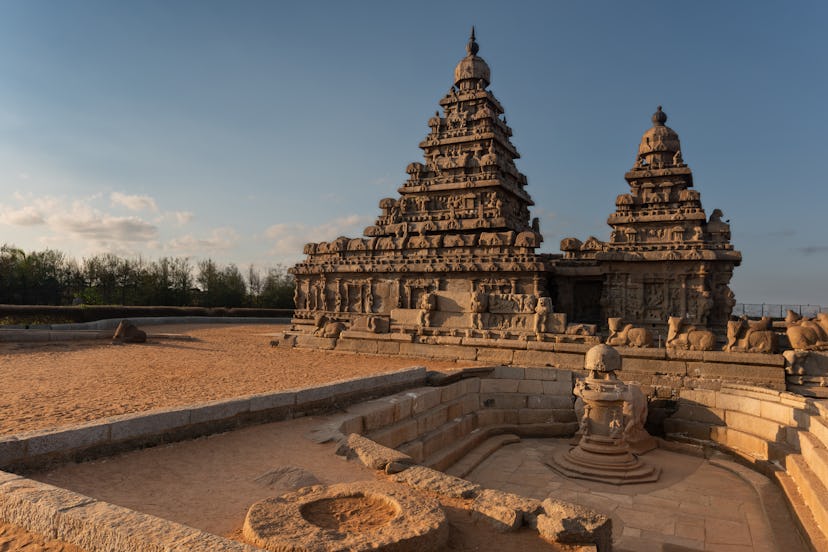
[2,31,828,552]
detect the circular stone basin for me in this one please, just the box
[243,481,448,552]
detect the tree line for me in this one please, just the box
[0,244,294,308]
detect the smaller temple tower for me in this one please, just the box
[555,107,741,333]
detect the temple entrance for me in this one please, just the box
[573,280,603,324]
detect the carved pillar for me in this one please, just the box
[510,278,518,294]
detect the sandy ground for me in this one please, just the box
[0,323,489,551]
[0,323,485,436]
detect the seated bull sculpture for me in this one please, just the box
[112,320,147,344]
[785,310,828,350]
[606,317,653,348]
[666,316,715,351]
[724,316,778,354]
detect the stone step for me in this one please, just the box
[424,427,490,473]
[798,430,828,486]
[774,470,828,552]
[787,383,828,399]
[785,453,828,540]
[808,415,828,450]
[445,433,521,479]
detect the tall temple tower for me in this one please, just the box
[290,30,551,330]
[555,107,741,333]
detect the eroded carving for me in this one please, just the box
[605,318,653,348]
[665,316,715,351]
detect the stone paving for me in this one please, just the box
[465,439,807,552]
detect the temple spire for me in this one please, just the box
[467,26,479,56]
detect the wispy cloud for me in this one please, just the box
[110,191,159,212]
[167,227,240,254]
[798,245,828,256]
[265,214,373,256]
[0,205,45,226]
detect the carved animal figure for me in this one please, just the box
[665,316,715,351]
[724,316,778,353]
[606,318,653,348]
[623,385,648,442]
[785,310,828,350]
[312,315,346,339]
[112,320,146,344]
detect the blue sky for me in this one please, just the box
[0,1,825,305]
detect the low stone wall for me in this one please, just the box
[280,333,787,397]
[665,383,828,549]
[0,367,428,473]
[325,366,577,473]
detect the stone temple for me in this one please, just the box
[288,30,740,345]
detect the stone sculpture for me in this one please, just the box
[665,316,715,351]
[622,385,657,454]
[533,296,553,336]
[724,316,778,354]
[417,292,437,329]
[111,320,146,344]
[785,311,828,351]
[312,314,346,339]
[605,317,653,348]
[469,290,487,330]
[548,344,659,484]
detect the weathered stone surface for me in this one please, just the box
[392,465,480,499]
[336,433,415,471]
[470,488,542,532]
[537,497,612,550]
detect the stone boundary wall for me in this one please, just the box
[665,384,828,549]
[282,333,787,396]
[0,367,428,473]
[324,366,577,473]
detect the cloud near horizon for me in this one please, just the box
[110,192,159,212]
[265,214,373,258]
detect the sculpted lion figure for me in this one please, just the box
[665,316,715,351]
[724,316,778,353]
[313,314,346,339]
[606,317,653,348]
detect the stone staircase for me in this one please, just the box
[665,384,828,550]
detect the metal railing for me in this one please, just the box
[733,303,827,319]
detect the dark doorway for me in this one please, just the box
[573,280,603,324]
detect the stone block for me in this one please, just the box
[493,366,526,379]
[622,357,686,375]
[337,433,415,471]
[25,423,111,458]
[537,498,612,550]
[518,409,559,424]
[548,352,586,370]
[678,388,718,408]
[461,378,481,394]
[517,379,543,394]
[528,395,574,409]
[461,393,480,414]
[446,399,464,421]
[416,405,450,435]
[397,440,424,463]
[0,438,26,469]
[189,397,250,425]
[711,426,768,459]
[553,342,591,354]
[672,403,724,425]
[440,381,464,403]
[542,378,573,396]
[470,488,537,532]
[759,400,797,427]
[295,380,358,405]
[368,419,420,449]
[386,394,414,422]
[480,393,527,410]
[335,338,378,354]
[512,349,553,366]
[720,383,781,401]
[392,465,480,499]
[480,378,521,393]
[337,414,364,436]
[525,340,556,352]
[248,391,296,413]
[377,340,401,355]
[663,418,713,440]
[421,421,462,458]
[408,387,443,415]
[716,392,762,416]
[475,348,514,364]
[799,431,828,485]
[349,400,398,431]
[399,342,477,360]
[524,367,560,381]
[295,335,337,350]
[108,407,192,442]
[476,409,519,426]
[810,416,828,450]
[726,410,785,443]
[688,362,785,385]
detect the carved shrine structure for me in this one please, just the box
[288,31,740,342]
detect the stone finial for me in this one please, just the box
[652,105,667,126]
[584,344,621,373]
[467,26,479,56]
